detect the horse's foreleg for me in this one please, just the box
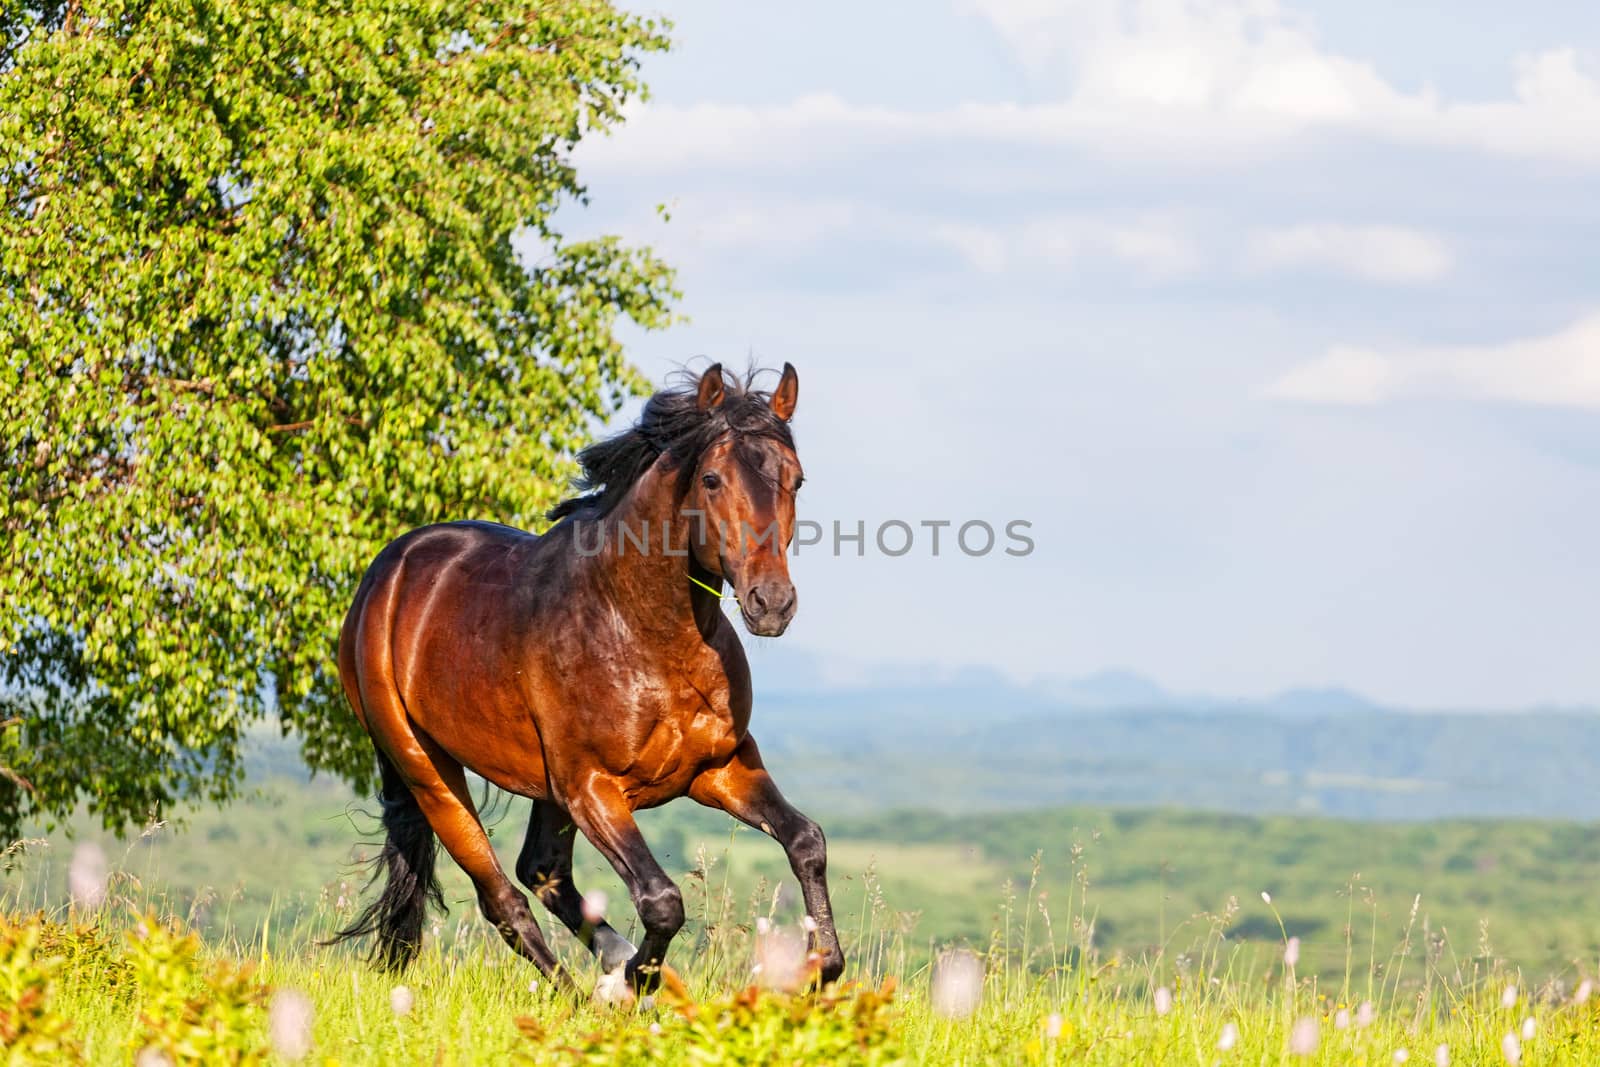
[689,735,845,985]
[515,799,639,972]
[566,779,684,993]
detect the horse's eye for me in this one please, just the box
[701,472,722,491]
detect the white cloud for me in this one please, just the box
[1266,345,1399,405]
[583,3,1600,172]
[1246,224,1452,284]
[931,223,1011,274]
[1424,48,1600,161]
[1267,313,1600,409]
[606,195,1201,280]
[1106,228,1198,276]
[580,93,907,172]
[933,214,1202,278]
[687,198,859,250]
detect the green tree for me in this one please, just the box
[0,0,676,836]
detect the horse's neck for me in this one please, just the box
[584,461,724,641]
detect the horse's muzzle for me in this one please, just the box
[740,579,796,637]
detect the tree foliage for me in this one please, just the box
[0,0,676,835]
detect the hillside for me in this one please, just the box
[9,658,1599,979]
[744,650,1600,820]
[8,770,1600,982]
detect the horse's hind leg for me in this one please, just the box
[390,734,572,987]
[515,800,638,972]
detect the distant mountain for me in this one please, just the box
[249,644,1600,822]
[726,646,1600,821]
[1259,686,1386,717]
[1036,668,1172,709]
[751,645,1397,722]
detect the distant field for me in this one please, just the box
[7,775,1600,984]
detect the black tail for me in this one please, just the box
[327,752,444,971]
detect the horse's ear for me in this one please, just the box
[770,362,798,421]
[696,363,726,411]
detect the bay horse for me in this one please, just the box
[331,363,843,995]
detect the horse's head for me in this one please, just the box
[683,363,803,637]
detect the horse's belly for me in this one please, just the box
[397,619,550,797]
[413,696,550,799]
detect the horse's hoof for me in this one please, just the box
[817,951,846,987]
[625,959,689,999]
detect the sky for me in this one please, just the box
[542,0,1600,709]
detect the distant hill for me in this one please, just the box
[736,647,1600,821]
[251,646,1600,822]
[1035,668,1174,709]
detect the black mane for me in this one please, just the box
[547,366,796,522]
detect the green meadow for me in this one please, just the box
[8,771,1600,982]
[7,776,1600,1064]
[7,764,1600,1063]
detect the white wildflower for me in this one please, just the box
[1289,1016,1318,1056]
[1283,937,1300,968]
[1394,1051,1409,1064]
[389,985,414,1017]
[1153,986,1173,1016]
[1575,978,1593,1005]
[581,890,608,926]
[268,989,314,1061]
[1520,1016,1535,1041]
[592,964,633,1009]
[1045,1013,1063,1039]
[1501,984,1518,1009]
[1501,1031,1521,1065]
[930,949,984,1020]
[754,924,809,993]
[1217,1021,1239,1051]
[68,843,108,911]
[1356,1000,1377,1028]
[1435,1044,1450,1067]
[1334,1008,1351,1030]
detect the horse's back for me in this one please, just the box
[344,519,530,630]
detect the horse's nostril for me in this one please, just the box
[746,587,768,614]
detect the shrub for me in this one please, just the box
[122,913,269,1065]
[0,911,85,1064]
[513,981,905,1067]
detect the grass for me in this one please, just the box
[9,777,1600,1062]
[7,817,1600,1064]
[30,924,1598,1065]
